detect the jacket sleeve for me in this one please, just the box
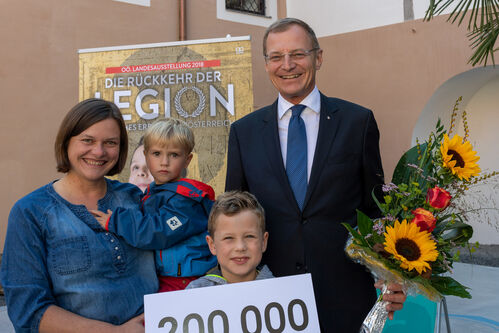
[225,123,249,192]
[0,203,55,333]
[106,199,209,250]
[361,110,385,219]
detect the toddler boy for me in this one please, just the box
[186,190,273,289]
[93,118,217,291]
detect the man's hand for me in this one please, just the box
[89,209,113,229]
[374,280,407,320]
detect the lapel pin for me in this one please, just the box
[327,116,331,120]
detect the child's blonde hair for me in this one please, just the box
[143,118,194,153]
[208,191,266,236]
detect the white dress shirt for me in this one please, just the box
[278,86,321,182]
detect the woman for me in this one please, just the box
[0,99,158,332]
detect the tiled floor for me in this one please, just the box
[438,262,499,332]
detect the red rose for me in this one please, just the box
[426,186,452,210]
[411,208,436,232]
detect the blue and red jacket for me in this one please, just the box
[105,178,217,277]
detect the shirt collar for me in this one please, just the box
[278,86,320,120]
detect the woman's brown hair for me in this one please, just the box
[54,98,128,175]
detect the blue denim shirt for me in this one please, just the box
[0,179,158,332]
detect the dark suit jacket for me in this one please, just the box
[225,93,384,332]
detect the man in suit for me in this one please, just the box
[225,18,406,332]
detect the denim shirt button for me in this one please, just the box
[2,180,158,329]
[115,247,119,250]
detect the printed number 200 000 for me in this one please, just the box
[157,298,309,333]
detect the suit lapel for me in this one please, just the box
[262,100,301,212]
[303,93,340,209]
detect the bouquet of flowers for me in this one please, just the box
[343,97,498,332]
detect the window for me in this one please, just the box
[217,0,275,27]
[225,0,265,16]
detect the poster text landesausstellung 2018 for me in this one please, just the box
[79,37,253,195]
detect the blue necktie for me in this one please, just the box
[286,104,307,210]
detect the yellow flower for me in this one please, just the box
[440,134,480,180]
[384,220,438,275]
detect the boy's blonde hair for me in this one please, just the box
[208,191,265,236]
[143,118,194,153]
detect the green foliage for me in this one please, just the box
[341,210,375,248]
[431,276,472,298]
[392,144,428,185]
[425,0,499,66]
[341,222,368,247]
[357,210,374,238]
[341,101,484,300]
[441,221,474,243]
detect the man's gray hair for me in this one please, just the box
[263,17,320,56]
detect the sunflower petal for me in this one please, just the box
[383,220,439,274]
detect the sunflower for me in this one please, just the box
[384,220,438,275]
[440,134,480,180]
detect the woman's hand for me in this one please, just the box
[374,280,407,320]
[117,313,145,333]
[90,209,113,229]
[40,305,145,333]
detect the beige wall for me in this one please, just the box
[0,0,179,249]
[413,67,499,245]
[183,1,275,109]
[0,0,274,250]
[316,16,473,180]
[0,0,475,250]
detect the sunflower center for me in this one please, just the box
[395,238,421,261]
[447,149,465,168]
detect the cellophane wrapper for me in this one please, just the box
[345,237,443,333]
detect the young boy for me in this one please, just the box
[92,118,217,292]
[186,190,273,289]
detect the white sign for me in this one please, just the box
[144,273,320,333]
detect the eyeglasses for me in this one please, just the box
[264,48,319,64]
